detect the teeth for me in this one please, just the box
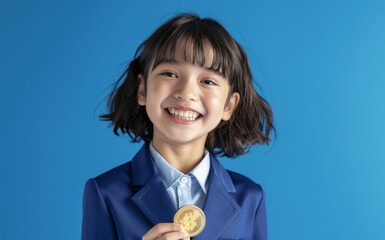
[167,108,200,120]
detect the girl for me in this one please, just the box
[82,13,274,240]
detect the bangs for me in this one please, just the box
[142,18,235,79]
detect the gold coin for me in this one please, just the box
[173,205,206,237]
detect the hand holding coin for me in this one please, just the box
[142,223,190,240]
[173,205,206,237]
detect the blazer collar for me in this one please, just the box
[131,143,158,186]
[130,143,241,238]
[208,152,236,193]
[130,143,236,190]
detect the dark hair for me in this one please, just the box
[100,13,275,158]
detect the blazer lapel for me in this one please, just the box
[194,154,241,240]
[130,144,177,225]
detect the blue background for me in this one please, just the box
[1,0,384,239]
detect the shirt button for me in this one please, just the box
[180,176,188,184]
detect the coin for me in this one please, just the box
[173,205,206,237]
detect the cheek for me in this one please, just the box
[146,83,167,104]
[205,92,228,111]
[145,84,173,120]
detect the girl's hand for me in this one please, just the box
[142,223,190,240]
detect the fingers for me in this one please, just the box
[142,223,190,240]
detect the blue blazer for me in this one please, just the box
[82,143,267,240]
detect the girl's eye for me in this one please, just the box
[201,80,217,85]
[161,72,177,78]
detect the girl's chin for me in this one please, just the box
[164,136,205,145]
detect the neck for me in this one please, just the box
[152,138,206,174]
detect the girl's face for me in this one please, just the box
[138,44,239,148]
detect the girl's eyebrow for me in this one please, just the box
[153,59,225,78]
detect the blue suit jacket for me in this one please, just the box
[82,144,267,240]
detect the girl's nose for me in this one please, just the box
[173,79,199,102]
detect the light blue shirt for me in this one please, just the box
[149,142,210,209]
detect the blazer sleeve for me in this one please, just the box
[81,178,118,240]
[253,185,268,240]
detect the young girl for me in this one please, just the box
[82,13,274,240]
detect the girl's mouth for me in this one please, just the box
[165,107,203,121]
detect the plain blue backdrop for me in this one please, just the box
[1,0,384,239]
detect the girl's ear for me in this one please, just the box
[222,92,240,121]
[137,74,146,106]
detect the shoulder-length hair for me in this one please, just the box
[100,13,275,158]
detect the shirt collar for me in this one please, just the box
[149,141,210,193]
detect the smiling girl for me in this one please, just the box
[82,13,274,240]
